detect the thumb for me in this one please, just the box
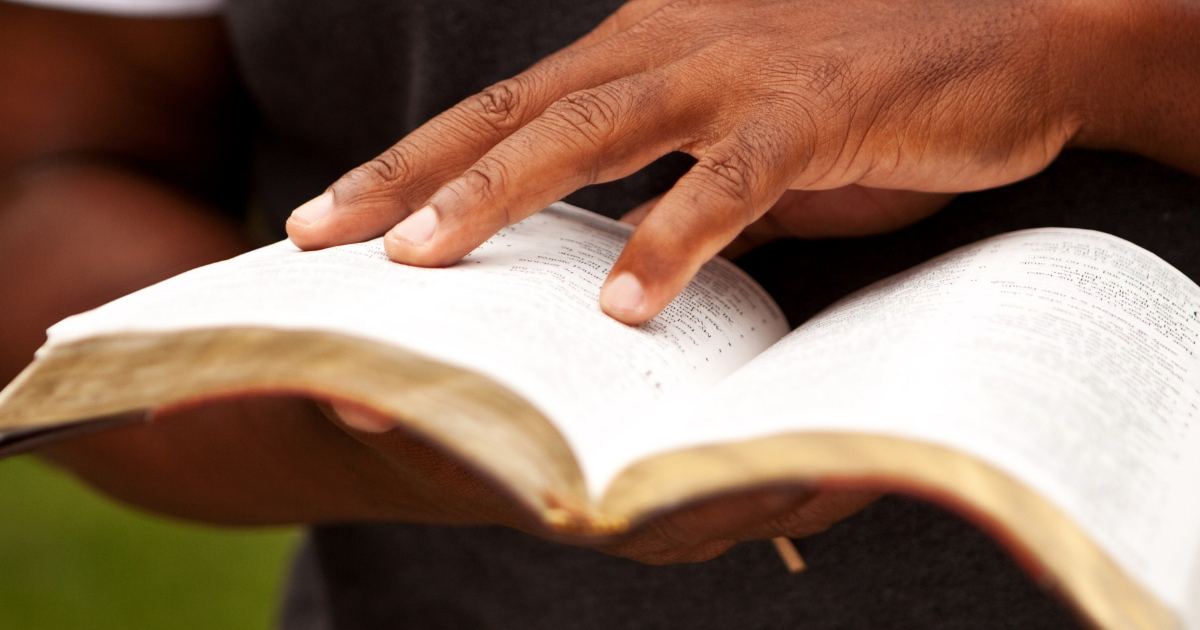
[723,187,957,259]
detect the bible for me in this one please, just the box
[1,203,1198,630]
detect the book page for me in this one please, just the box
[1190,550,1200,630]
[42,203,787,470]
[609,229,1200,615]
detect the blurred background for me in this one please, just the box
[2,6,296,627]
[0,455,298,630]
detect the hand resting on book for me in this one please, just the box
[285,0,1200,324]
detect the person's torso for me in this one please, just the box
[221,2,1198,628]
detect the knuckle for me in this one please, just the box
[460,157,512,206]
[621,1,686,41]
[694,152,755,207]
[646,518,694,550]
[764,509,821,537]
[543,88,623,145]
[648,0,701,25]
[358,146,416,185]
[330,146,416,207]
[752,52,860,121]
[803,53,857,99]
[466,78,531,134]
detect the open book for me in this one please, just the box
[1,203,1198,630]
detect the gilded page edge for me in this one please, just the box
[600,432,1178,630]
[0,328,594,529]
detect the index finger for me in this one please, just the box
[285,3,676,251]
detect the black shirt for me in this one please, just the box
[219,1,1200,627]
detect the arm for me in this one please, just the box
[0,4,248,383]
[3,6,871,562]
[284,0,1200,324]
[0,4,520,529]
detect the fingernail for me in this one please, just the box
[332,403,397,434]
[602,272,645,316]
[390,205,438,245]
[289,192,333,226]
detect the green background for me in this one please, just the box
[0,456,299,630]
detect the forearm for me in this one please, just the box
[36,395,523,527]
[0,162,514,527]
[0,163,281,523]
[0,7,342,525]
[1076,0,1200,175]
[0,163,525,527]
[0,163,248,382]
[0,5,253,381]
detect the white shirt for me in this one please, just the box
[3,0,222,16]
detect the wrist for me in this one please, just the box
[1068,0,1200,174]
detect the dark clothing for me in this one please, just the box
[218,0,1200,628]
[282,497,1081,630]
[225,0,673,230]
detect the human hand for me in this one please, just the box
[41,396,533,528]
[593,486,881,565]
[286,0,1119,324]
[42,390,877,560]
[621,187,957,259]
[334,402,879,564]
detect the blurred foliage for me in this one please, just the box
[0,456,299,630]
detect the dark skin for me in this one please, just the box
[3,0,1199,564]
[286,0,1200,321]
[0,3,250,381]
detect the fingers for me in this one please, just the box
[721,187,958,258]
[733,490,882,540]
[618,193,662,226]
[597,487,880,565]
[598,487,815,564]
[327,400,397,433]
[285,11,686,252]
[327,394,879,563]
[285,69,589,250]
[320,400,529,528]
[382,71,697,266]
[769,187,956,239]
[599,131,804,323]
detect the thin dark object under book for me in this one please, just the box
[0,413,139,459]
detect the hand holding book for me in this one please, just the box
[6,205,1199,630]
[333,400,877,565]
